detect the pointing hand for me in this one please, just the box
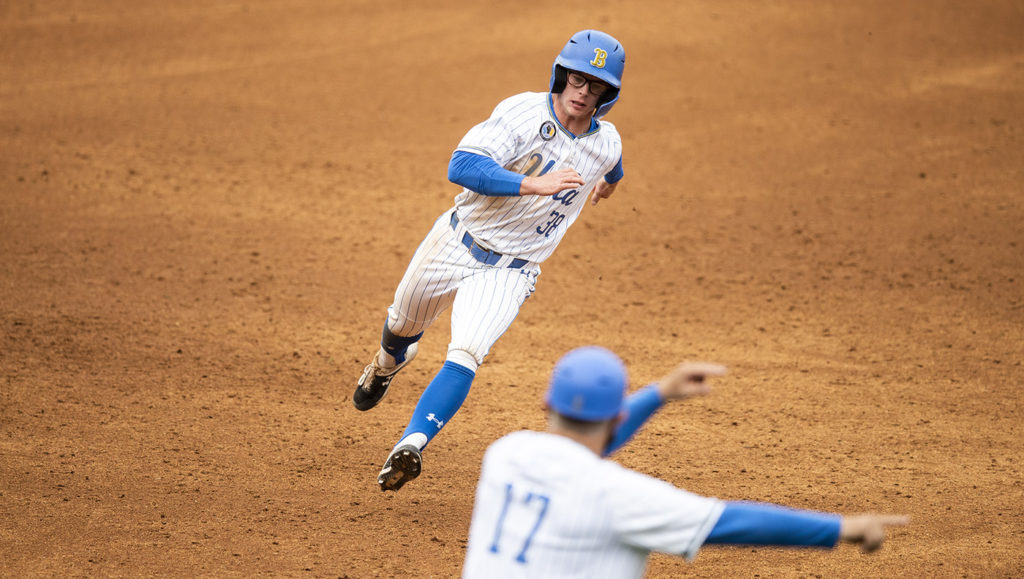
[656,362,727,401]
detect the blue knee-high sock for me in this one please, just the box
[401,361,475,448]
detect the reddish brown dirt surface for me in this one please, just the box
[3,2,1023,577]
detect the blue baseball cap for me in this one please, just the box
[546,346,628,421]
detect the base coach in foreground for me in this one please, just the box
[463,347,908,578]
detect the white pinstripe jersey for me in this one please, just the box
[462,431,725,579]
[453,91,623,264]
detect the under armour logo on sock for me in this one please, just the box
[425,413,445,429]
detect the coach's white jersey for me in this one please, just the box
[462,431,725,579]
[453,92,623,264]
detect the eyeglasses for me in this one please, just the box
[566,72,611,97]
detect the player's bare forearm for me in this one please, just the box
[656,362,726,401]
[520,168,585,197]
[839,514,909,552]
[590,179,618,205]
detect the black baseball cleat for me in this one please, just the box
[378,444,422,492]
[352,344,418,411]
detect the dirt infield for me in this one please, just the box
[2,1,1022,577]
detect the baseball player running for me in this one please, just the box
[462,347,908,578]
[353,30,627,491]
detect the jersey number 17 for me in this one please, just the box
[488,483,551,564]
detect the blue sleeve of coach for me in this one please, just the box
[705,501,841,547]
[604,156,624,184]
[604,384,662,456]
[448,150,524,197]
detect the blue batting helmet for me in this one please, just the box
[550,30,626,119]
[546,346,628,421]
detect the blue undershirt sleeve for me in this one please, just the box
[448,150,525,197]
[705,501,842,548]
[604,155,624,184]
[604,384,663,456]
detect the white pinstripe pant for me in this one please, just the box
[386,209,539,368]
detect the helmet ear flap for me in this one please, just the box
[551,64,568,94]
[595,87,617,108]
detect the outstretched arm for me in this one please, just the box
[604,362,726,455]
[604,385,661,455]
[705,501,908,552]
